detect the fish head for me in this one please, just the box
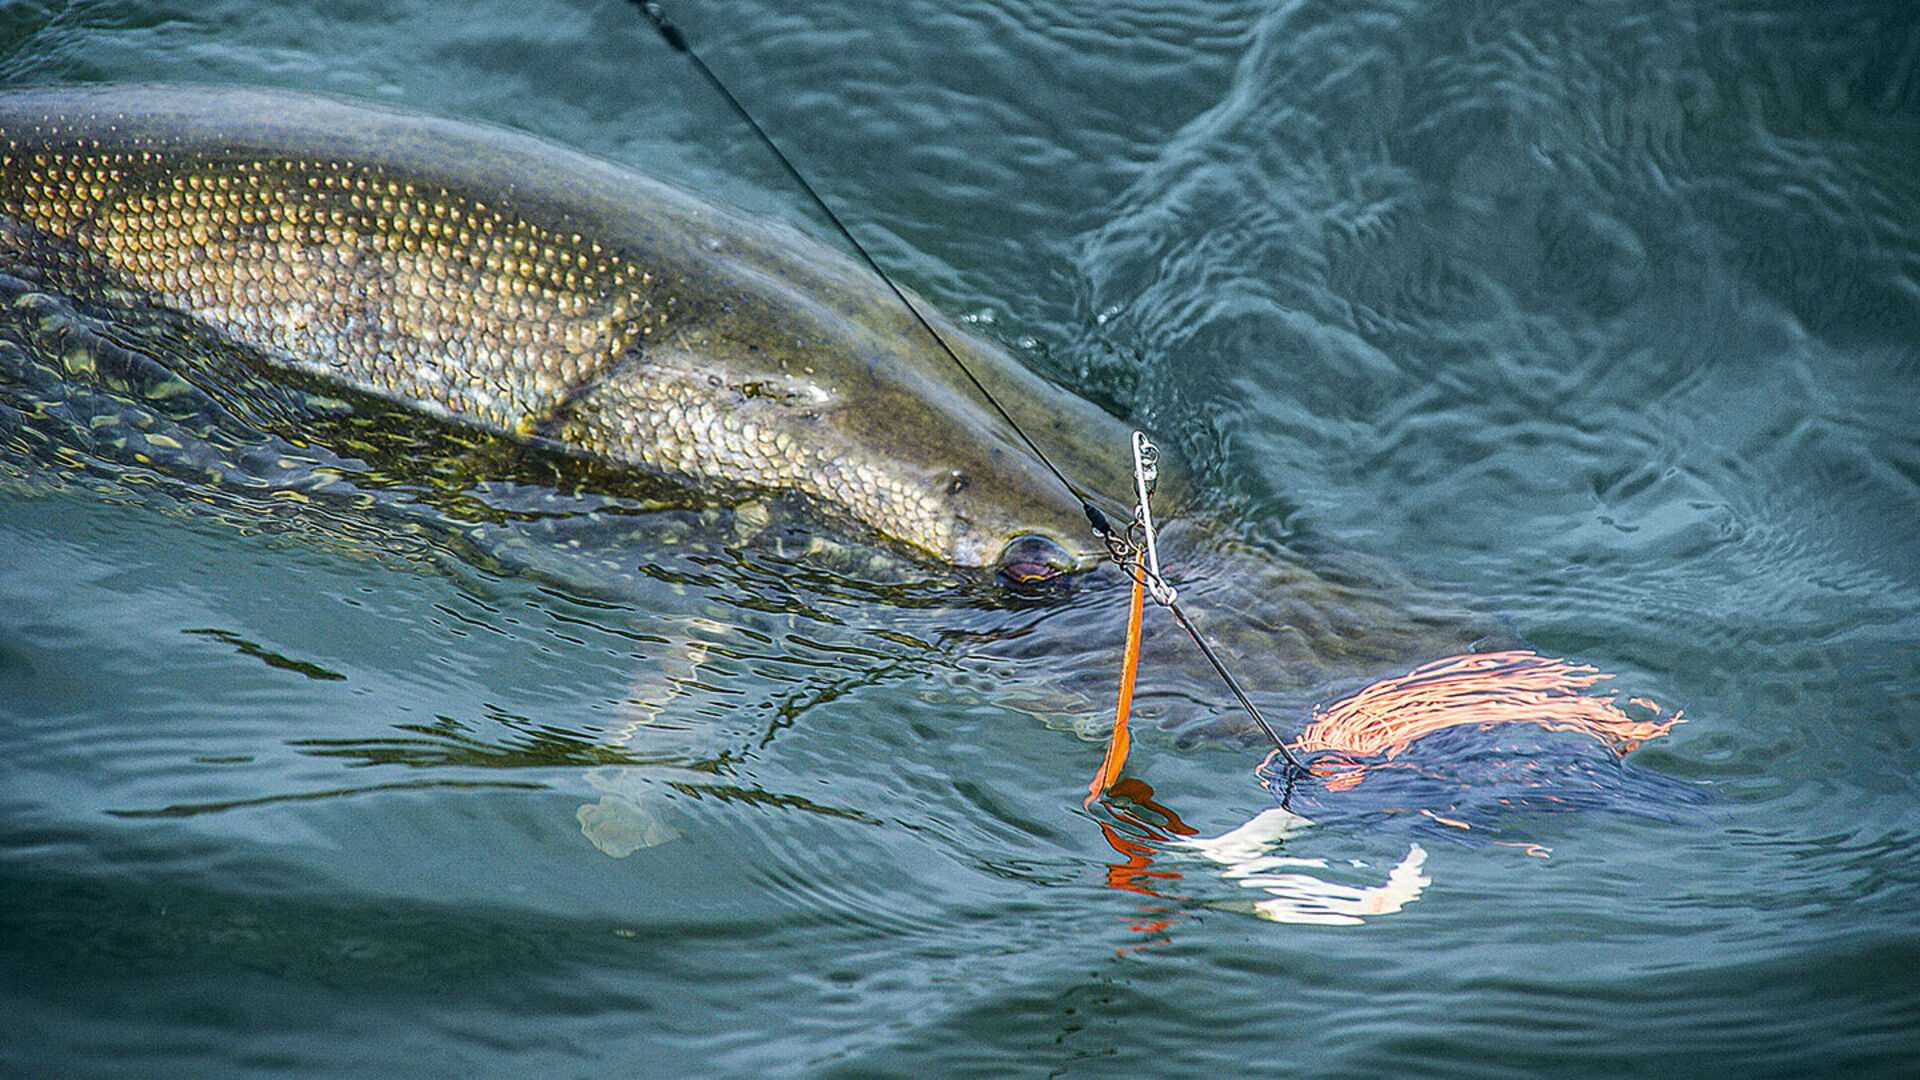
[644,217,1169,585]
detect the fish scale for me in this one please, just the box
[6,141,649,442]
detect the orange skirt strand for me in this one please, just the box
[1295,650,1683,760]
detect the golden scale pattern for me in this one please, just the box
[558,363,952,558]
[3,138,645,435]
[1,128,958,559]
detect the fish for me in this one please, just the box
[0,83,1504,725]
[0,82,1148,577]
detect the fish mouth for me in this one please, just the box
[995,533,1082,588]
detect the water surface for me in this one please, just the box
[3,1,1917,1076]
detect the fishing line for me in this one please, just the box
[637,1,1118,543]
[637,1,1301,768]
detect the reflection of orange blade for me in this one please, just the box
[1087,558,1147,804]
[1295,650,1683,760]
[1106,777,1197,836]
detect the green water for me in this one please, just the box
[3,1,1917,1076]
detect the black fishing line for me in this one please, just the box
[1165,599,1299,764]
[637,1,1119,543]
[637,1,1301,767]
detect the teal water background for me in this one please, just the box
[3,0,1918,1076]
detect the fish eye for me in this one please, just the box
[996,533,1077,587]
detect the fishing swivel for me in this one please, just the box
[1117,431,1177,610]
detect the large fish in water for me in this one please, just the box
[0,83,1502,728]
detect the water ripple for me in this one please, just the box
[5,1,1919,1076]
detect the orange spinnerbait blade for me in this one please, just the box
[1087,558,1147,805]
[1295,650,1683,764]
